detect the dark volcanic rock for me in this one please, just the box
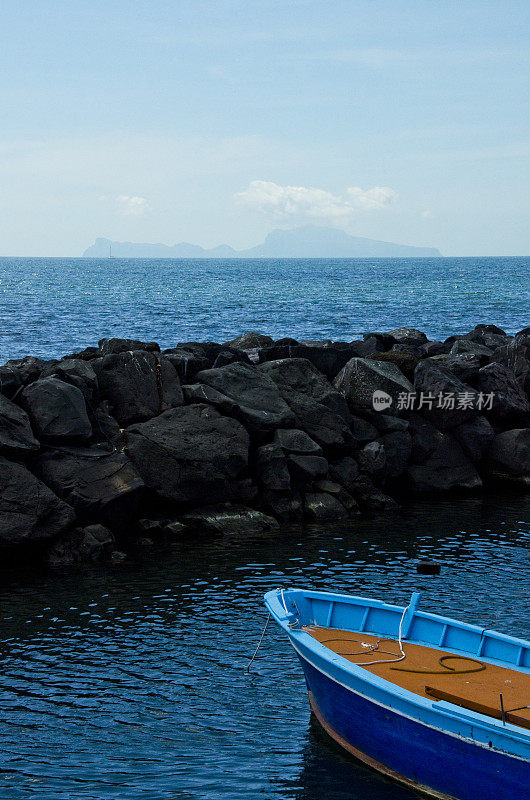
[98,338,160,355]
[476,363,530,425]
[226,332,274,350]
[450,339,493,362]
[328,456,359,489]
[429,353,483,383]
[41,358,99,402]
[259,343,360,380]
[46,524,115,566]
[350,416,379,443]
[273,428,323,456]
[37,446,145,528]
[96,351,183,426]
[407,433,482,494]
[0,365,22,398]
[163,349,210,381]
[262,489,303,521]
[357,441,386,478]
[413,360,478,428]
[181,505,279,535]
[420,341,451,357]
[485,429,530,487]
[212,350,251,368]
[493,337,530,398]
[368,350,419,380]
[379,431,412,479]
[0,457,75,546]
[260,358,352,448]
[288,454,328,482]
[452,416,495,463]
[334,357,414,414]
[303,492,349,521]
[4,356,58,386]
[387,327,428,346]
[21,377,92,441]
[348,475,399,511]
[126,404,250,504]
[255,443,291,491]
[0,394,40,456]
[194,362,295,431]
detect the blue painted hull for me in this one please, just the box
[300,654,530,800]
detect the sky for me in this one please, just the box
[0,0,529,256]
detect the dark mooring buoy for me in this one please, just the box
[416,560,441,575]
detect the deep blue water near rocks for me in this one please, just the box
[1,495,529,800]
[0,256,528,361]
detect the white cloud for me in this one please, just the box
[116,195,149,216]
[235,180,397,224]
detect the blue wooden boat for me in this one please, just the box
[264,587,530,799]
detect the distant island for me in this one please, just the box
[83,225,442,258]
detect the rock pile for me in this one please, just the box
[1,325,529,566]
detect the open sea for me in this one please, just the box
[0,256,529,799]
[0,256,528,361]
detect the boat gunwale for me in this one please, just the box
[264,587,530,753]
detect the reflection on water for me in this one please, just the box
[0,494,529,799]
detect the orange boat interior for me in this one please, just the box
[304,625,530,730]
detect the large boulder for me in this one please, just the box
[428,353,483,383]
[407,433,482,494]
[98,337,160,355]
[260,358,352,448]
[0,364,22,398]
[378,431,412,479]
[476,363,530,426]
[452,416,495,463]
[255,443,291,491]
[367,350,419,381]
[0,394,40,456]
[287,454,328,483]
[493,338,530,398]
[193,362,295,431]
[259,342,360,380]
[303,492,349,521]
[163,348,210,382]
[181,505,279,536]
[4,356,58,386]
[334,357,414,414]
[387,327,428,346]
[36,446,145,528]
[413,360,478,428]
[126,404,250,504]
[95,350,183,426]
[357,441,386,478]
[484,429,530,487]
[46,524,115,566]
[0,457,75,546]
[225,332,274,350]
[273,428,323,456]
[41,358,99,402]
[21,377,92,441]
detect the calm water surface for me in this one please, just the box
[0,256,528,361]
[1,495,529,799]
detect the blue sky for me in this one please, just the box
[1,0,529,255]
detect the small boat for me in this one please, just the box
[264,587,530,800]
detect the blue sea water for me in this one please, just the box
[0,256,528,361]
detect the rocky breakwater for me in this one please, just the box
[1,324,529,567]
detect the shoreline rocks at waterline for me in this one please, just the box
[1,325,529,567]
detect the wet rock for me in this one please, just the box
[262,489,303,521]
[98,337,160,355]
[379,431,412,479]
[407,433,482,494]
[226,332,274,350]
[260,358,352,448]
[21,377,92,441]
[255,443,291,491]
[181,505,279,535]
[36,445,145,528]
[46,524,115,566]
[126,404,250,505]
[476,363,530,426]
[273,428,323,456]
[0,365,22,398]
[348,475,399,511]
[413,360,478,428]
[0,456,75,546]
[357,441,386,478]
[313,479,359,512]
[334,357,414,414]
[96,350,183,426]
[287,454,329,483]
[195,362,295,431]
[368,350,419,380]
[0,394,40,456]
[484,428,530,487]
[303,492,349,521]
[452,416,495,463]
[41,358,99,402]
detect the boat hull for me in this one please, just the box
[300,654,530,800]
